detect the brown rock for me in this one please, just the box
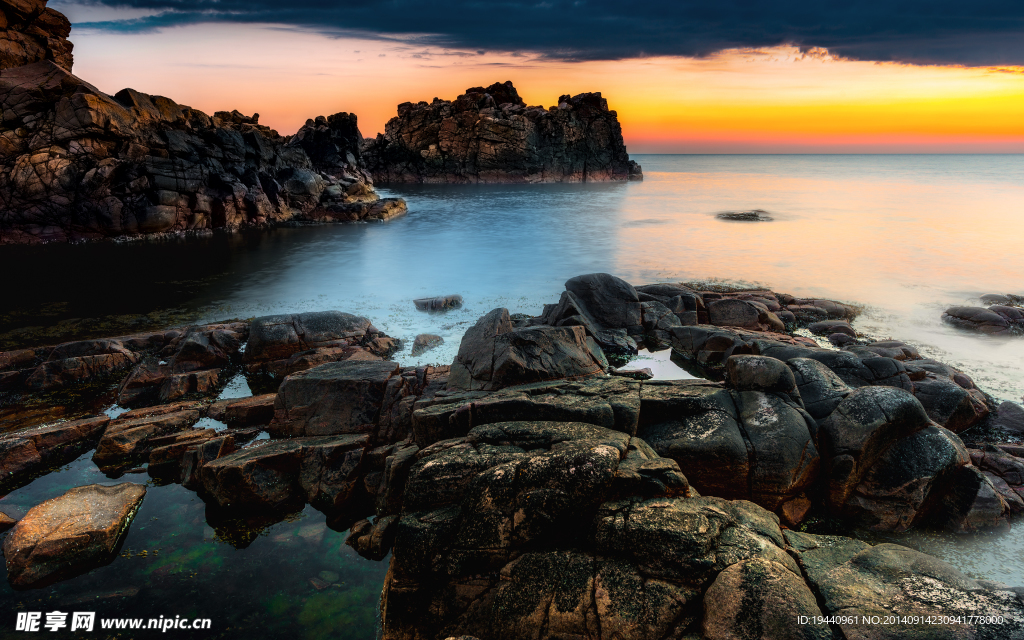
[24,351,137,391]
[703,558,831,640]
[92,410,199,468]
[0,512,16,531]
[3,483,146,588]
[208,393,276,427]
[158,368,220,402]
[410,334,444,356]
[270,360,400,437]
[0,415,110,489]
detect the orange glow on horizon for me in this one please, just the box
[65,24,1024,153]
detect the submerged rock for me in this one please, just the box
[413,295,463,312]
[715,209,773,222]
[3,483,146,588]
[410,334,444,357]
[942,305,1024,335]
[362,81,642,184]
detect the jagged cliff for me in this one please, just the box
[0,0,72,71]
[0,0,404,243]
[361,81,643,184]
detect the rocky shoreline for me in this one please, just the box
[3,272,1024,638]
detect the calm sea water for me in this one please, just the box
[2,154,1024,636]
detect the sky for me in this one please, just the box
[51,1,1024,153]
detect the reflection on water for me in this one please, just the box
[2,154,1024,631]
[0,455,389,640]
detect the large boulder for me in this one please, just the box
[708,298,785,332]
[270,360,400,437]
[3,483,146,588]
[564,273,643,331]
[244,311,380,364]
[942,305,1024,335]
[379,420,812,640]
[702,558,832,640]
[638,379,819,523]
[447,308,606,391]
[199,434,369,513]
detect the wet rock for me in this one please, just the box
[923,464,1010,533]
[92,409,199,469]
[260,344,383,378]
[270,360,400,437]
[725,354,798,396]
[817,387,933,514]
[244,311,383,365]
[787,357,851,421]
[200,434,369,512]
[362,82,642,184]
[447,309,606,392]
[807,319,857,337]
[942,305,1024,335]
[638,379,818,520]
[828,332,856,347]
[413,376,640,446]
[345,515,397,560]
[180,434,237,491]
[564,273,643,332]
[992,401,1024,434]
[708,298,785,332]
[911,375,989,433]
[410,334,443,356]
[147,428,219,481]
[207,394,276,427]
[715,209,773,222]
[3,483,146,589]
[610,366,654,380]
[116,361,171,406]
[0,415,109,489]
[703,557,831,640]
[789,532,1024,639]
[413,296,463,312]
[24,351,138,391]
[640,300,683,348]
[158,368,221,403]
[169,327,242,372]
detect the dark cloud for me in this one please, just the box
[71,0,1024,66]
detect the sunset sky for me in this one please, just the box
[51,1,1024,153]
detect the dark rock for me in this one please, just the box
[725,354,798,396]
[92,409,199,469]
[942,305,1022,335]
[787,357,851,421]
[640,299,683,349]
[923,463,1010,533]
[181,434,237,491]
[147,428,219,481]
[345,515,397,561]
[0,54,403,243]
[270,360,400,437]
[0,415,109,489]
[200,434,369,512]
[992,401,1024,434]
[158,368,220,403]
[410,334,444,357]
[447,309,605,392]
[0,0,74,71]
[703,558,831,640]
[413,296,463,312]
[912,375,989,433]
[208,393,276,427]
[3,483,146,589]
[610,366,654,380]
[564,273,642,331]
[715,209,773,222]
[362,82,642,184]
[790,533,1024,639]
[244,311,380,364]
[413,377,641,446]
[24,351,138,391]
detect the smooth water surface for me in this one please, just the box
[3,154,1024,633]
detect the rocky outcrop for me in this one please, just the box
[0,0,72,72]
[3,483,146,588]
[361,81,642,184]
[943,303,1024,336]
[0,0,405,244]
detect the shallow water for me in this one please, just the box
[2,154,1024,633]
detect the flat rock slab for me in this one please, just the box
[3,483,146,589]
[271,360,399,437]
[0,416,110,487]
[208,394,276,427]
[200,434,369,511]
[93,410,199,468]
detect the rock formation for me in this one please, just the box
[0,0,72,71]
[0,0,405,243]
[4,274,1024,639]
[361,81,643,183]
